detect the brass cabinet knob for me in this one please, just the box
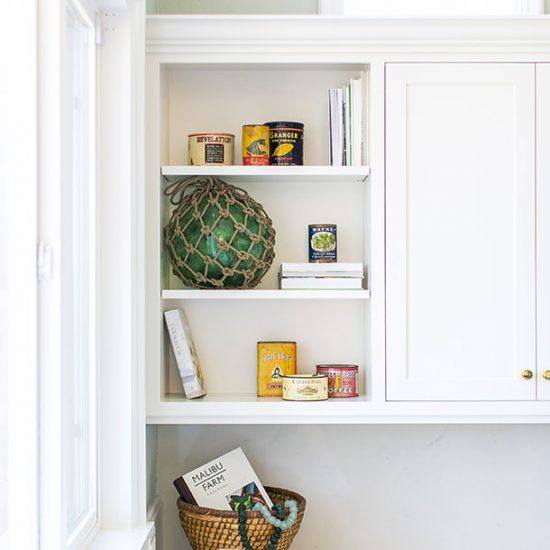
[521,369,534,380]
[543,370,550,381]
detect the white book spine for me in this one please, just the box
[164,309,207,399]
[280,277,363,290]
[351,77,363,167]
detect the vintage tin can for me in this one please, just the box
[282,374,328,401]
[188,133,235,166]
[316,365,359,398]
[257,341,297,397]
[308,224,337,263]
[242,125,270,166]
[265,121,304,166]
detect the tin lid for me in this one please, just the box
[264,121,304,129]
[188,133,235,137]
[257,341,296,344]
[316,364,359,370]
[282,374,327,379]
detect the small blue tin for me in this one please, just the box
[308,224,337,263]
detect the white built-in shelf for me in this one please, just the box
[162,289,371,300]
[146,394,550,425]
[161,165,371,184]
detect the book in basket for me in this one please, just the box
[173,447,273,511]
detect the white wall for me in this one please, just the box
[155,424,550,550]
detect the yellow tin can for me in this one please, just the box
[242,125,270,166]
[282,374,328,401]
[257,341,296,397]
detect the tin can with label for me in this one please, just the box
[308,224,337,263]
[242,125,270,165]
[188,133,235,166]
[265,121,304,166]
[257,341,297,397]
[316,365,359,398]
[282,374,328,401]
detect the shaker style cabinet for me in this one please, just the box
[385,63,537,401]
[537,64,550,401]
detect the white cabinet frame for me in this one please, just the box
[385,62,536,401]
[143,16,550,424]
[536,63,550,401]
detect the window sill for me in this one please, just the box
[88,523,155,550]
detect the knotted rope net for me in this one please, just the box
[164,176,276,289]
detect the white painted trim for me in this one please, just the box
[146,16,550,55]
[537,63,550,400]
[88,523,155,549]
[146,399,550,425]
[98,0,148,529]
[4,1,39,548]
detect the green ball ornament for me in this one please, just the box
[163,176,276,289]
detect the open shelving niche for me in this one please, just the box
[146,61,373,422]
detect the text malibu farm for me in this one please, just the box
[194,462,226,491]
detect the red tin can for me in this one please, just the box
[315,364,359,398]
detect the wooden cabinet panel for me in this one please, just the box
[385,63,536,401]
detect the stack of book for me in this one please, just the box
[328,76,364,166]
[279,262,364,290]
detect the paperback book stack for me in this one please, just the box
[328,76,364,166]
[279,262,364,290]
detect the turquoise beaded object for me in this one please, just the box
[252,500,298,530]
[235,498,298,550]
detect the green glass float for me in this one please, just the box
[163,176,276,289]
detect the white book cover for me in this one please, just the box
[164,309,206,399]
[351,77,363,167]
[280,277,363,290]
[336,87,344,166]
[173,447,273,511]
[342,85,351,166]
[281,262,363,276]
[329,88,344,166]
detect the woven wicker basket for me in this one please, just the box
[177,487,306,550]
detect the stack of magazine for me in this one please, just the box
[328,76,364,166]
[279,262,364,290]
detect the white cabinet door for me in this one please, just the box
[537,64,550,400]
[385,63,536,401]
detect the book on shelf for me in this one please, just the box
[281,262,364,278]
[280,277,363,290]
[329,76,363,167]
[164,308,207,399]
[173,447,273,511]
[329,88,344,166]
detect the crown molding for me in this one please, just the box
[146,15,550,55]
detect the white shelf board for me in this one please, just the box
[162,289,371,300]
[161,165,370,183]
[146,394,550,425]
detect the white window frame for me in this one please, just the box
[62,0,99,545]
[38,0,99,547]
[4,1,39,548]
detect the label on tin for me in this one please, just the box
[282,375,328,401]
[265,122,304,166]
[309,225,337,263]
[205,143,224,164]
[242,125,270,166]
[316,366,358,398]
[257,342,296,397]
